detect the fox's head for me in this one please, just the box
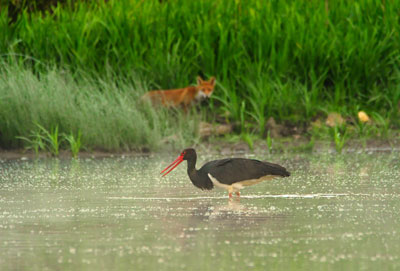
[195,76,216,101]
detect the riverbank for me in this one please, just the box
[1,137,399,161]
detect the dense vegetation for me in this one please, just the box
[1,0,399,153]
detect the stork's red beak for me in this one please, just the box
[161,155,184,177]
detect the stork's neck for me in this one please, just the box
[186,155,197,175]
[187,155,204,189]
[184,151,213,190]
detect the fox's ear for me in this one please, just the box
[197,76,204,85]
[209,77,216,85]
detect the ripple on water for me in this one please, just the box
[0,153,400,270]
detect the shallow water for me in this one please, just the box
[1,152,399,270]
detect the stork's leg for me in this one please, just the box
[228,186,234,200]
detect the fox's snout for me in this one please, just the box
[196,89,212,101]
[200,88,214,97]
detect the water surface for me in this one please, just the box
[1,152,399,270]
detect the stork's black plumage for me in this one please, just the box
[161,148,290,198]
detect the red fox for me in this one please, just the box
[142,76,216,110]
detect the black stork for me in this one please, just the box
[161,148,290,199]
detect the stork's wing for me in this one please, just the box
[200,158,290,186]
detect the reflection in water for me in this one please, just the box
[157,198,290,252]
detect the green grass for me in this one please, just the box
[24,123,61,156]
[0,63,199,152]
[1,0,400,151]
[16,125,46,155]
[64,130,82,158]
[332,126,348,154]
[37,123,61,156]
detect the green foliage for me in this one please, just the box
[332,126,347,154]
[36,123,61,156]
[64,130,82,158]
[17,123,62,156]
[1,63,198,152]
[241,133,254,151]
[17,123,84,157]
[1,1,400,95]
[371,112,390,139]
[16,127,46,155]
[1,1,400,150]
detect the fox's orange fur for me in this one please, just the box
[142,76,216,110]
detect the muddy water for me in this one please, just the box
[0,152,399,270]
